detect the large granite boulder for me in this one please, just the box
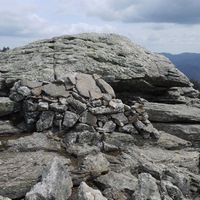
[0,33,196,102]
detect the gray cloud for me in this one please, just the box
[81,0,200,24]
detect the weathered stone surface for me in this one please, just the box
[82,153,110,176]
[144,102,200,123]
[36,111,54,131]
[0,120,22,135]
[111,112,128,126]
[0,97,20,117]
[102,188,127,200]
[102,121,116,133]
[25,157,72,200]
[0,33,193,102]
[21,79,43,88]
[95,171,137,192]
[76,73,101,98]
[79,111,97,126]
[133,173,161,200]
[17,86,31,97]
[77,182,107,200]
[42,83,70,97]
[5,132,63,152]
[0,151,70,199]
[63,111,79,128]
[38,101,49,111]
[153,123,200,147]
[161,180,184,200]
[96,78,116,98]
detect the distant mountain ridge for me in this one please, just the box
[161,52,200,82]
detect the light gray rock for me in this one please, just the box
[102,121,116,133]
[42,83,70,98]
[133,173,161,200]
[0,97,20,117]
[77,182,107,200]
[153,123,200,147]
[89,102,124,115]
[66,143,100,157]
[50,102,67,112]
[21,79,43,88]
[6,132,63,152]
[144,102,200,123]
[95,171,137,192]
[0,33,192,102]
[76,73,101,98]
[161,180,184,200]
[118,124,138,134]
[17,86,31,97]
[36,111,54,131]
[0,151,70,199]
[63,111,79,128]
[111,112,128,126]
[38,101,49,111]
[82,153,110,177]
[25,157,73,200]
[96,78,116,98]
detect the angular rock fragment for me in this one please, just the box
[79,110,97,126]
[17,86,31,97]
[96,78,116,98]
[25,157,72,200]
[77,182,107,200]
[95,171,137,192]
[36,111,54,131]
[82,153,110,177]
[0,151,70,199]
[38,101,49,111]
[76,73,101,98]
[42,83,70,98]
[133,173,161,200]
[63,111,78,128]
[102,121,116,133]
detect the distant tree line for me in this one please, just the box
[0,47,10,52]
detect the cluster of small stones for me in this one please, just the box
[9,73,160,139]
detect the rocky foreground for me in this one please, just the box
[0,33,200,200]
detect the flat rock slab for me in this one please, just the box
[0,151,70,199]
[42,83,70,98]
[144,102,200,123]
[153,123,200,147]
[76,73,101,98]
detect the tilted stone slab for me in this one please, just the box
[144,102,200,123]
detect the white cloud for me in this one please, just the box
[81,0,200,24]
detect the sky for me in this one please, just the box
[0,0,200,54]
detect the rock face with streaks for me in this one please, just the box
[0,33,200,200]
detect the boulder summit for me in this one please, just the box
[0,33,200,199]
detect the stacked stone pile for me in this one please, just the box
[8,73,160,139]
